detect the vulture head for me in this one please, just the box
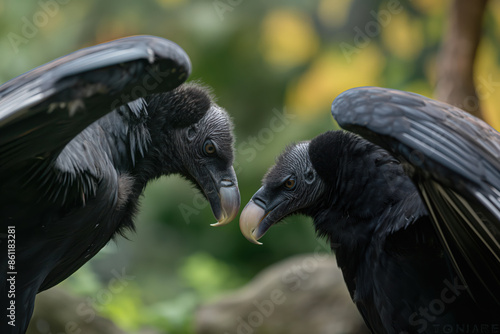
[143,82,240,226]
[239,140,328,244]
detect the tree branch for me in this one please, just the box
[435,0,488,119]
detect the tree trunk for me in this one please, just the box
[435,0,488,120]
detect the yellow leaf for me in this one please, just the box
[490,0,500,34]
[411,0,449,15]
[317,0,353,28]
[381,10,423,60]
[286,44,385,118]
[475,39,500,130]
[260,9,319,69]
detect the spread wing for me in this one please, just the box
[332,86,500,305]
[0,35,191,171]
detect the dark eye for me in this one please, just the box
[283,177,296,190]
[203,140,217,156]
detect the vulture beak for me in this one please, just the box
[205,166,240,227]
[239,199,267,245]
[239,187,281,245]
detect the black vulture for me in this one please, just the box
[240,87,500,333]
[0,36,240,333]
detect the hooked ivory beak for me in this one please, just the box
[211,183,240,227]
[239,200,267,245]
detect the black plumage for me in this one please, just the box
[0,36,240,334]
[240,87,500,333]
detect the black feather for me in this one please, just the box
[251,87,500,333]
[0,37,237,334]
[146,82,213,129]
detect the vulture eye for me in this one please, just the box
[284,177,296,190]
[203,140,217,156]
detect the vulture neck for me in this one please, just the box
[96,100,183,188]
[310,132,406,278]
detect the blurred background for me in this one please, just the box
[1,0,499,333]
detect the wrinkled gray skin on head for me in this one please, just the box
[172,103,239,225]
[240,142,326,243]
[133,83,240,226]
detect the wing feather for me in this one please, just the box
[332,87,500,305]
[0,35,191,171]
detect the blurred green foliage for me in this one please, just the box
[3,0,500,333]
